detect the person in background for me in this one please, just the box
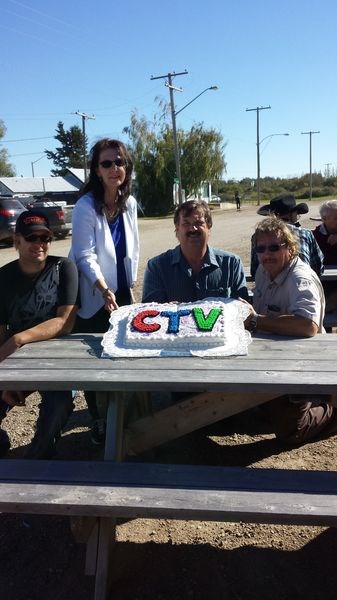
[313,199,337,312]
[250,194,323,278]
[70,138,139,445]
[245,216,337,445]
[0,211,78,458]
[235,190,241,211]
[143,199,248,303]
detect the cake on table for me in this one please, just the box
[101,298,251,358]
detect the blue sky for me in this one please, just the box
[1,0,336,182]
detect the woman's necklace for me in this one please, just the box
[103,204,117,221]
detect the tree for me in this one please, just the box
[45,121,86,176]
[124,106,226,216]
[0,119,15,176]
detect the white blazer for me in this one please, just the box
[69,192,139,318]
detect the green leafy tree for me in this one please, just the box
[0,119,15,176]
[124,106,226,216]
[45,121,86,176]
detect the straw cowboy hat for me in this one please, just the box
[257,194,309,217]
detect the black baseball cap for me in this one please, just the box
[15,211,52,236]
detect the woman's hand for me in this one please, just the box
[102,288,119,312]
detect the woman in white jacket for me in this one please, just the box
[70,138,139,443]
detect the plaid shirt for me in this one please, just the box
[250,224,324,279]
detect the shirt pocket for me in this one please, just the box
[205,287,227,297]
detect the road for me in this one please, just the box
[0,201,322,300]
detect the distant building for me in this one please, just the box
[0,175,81,204]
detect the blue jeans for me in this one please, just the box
[24,391,74,459]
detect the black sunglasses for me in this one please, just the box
[256,243,286,254]
[24,234,52,244]
[99,158,126,169]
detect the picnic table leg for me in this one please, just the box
[93,391,124,600]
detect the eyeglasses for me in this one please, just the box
[256,243,286,254]
[24,234,52,244]
[99,158,126,169]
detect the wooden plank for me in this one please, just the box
[1,479,337,526]
[94,393,124,600]
[7,355,337,370]
[125,391,279,455]
[94,518,113,600]
[2,461,337,526]
[2,460,337,493]
[1,460,337,491]
[0,367,337,394]
[2,334,337,395]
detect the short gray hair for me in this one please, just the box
[319,200,337,219]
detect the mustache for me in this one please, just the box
[186,231,201,237]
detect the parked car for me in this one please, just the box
[0,196,26,245]
[27,199,72,239]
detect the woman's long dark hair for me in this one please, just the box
[79,138,133,214]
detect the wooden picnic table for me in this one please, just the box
[1,332,337,599]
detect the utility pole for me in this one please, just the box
[324,162,332,178]
[74,110,95,181]
[151,70,188,205]
[301,130,320,201]
[246,105,271,205]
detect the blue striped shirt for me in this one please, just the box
[142,245,249,303]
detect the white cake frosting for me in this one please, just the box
[125,301,226,348]
[101,298,251,358]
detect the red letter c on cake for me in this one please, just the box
[131,310,161,332]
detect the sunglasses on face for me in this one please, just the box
[256,243,286,254]
[24,234,52,244]
[99,158,126,169]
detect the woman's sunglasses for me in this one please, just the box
[24,234,52,244]
[256,243,286,254]
[99,159,126,169]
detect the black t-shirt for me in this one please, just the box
[0,256,79,335]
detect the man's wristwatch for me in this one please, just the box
[249,313,259,333]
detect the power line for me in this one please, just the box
[9,151,47,157]
[0,136,54,143]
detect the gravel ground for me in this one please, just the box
[1,201,337,600]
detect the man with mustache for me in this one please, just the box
[245,217,337,444]
[142,199,249,303]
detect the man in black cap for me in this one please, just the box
[0,211,79,458]
[250,194,323,278]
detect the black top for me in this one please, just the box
[0,256,79,335]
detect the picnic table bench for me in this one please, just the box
[1,333,337,599]
[1,460,337,527]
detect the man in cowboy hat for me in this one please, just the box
[250,194,323,278]
[257,193,309,221]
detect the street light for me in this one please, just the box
[31,155,45,177]
[166,83,218,205]
[73,110,96,181]
[255,132,289,205]
[301,130,320,201]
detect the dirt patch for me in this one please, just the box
[1,201,337,599]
